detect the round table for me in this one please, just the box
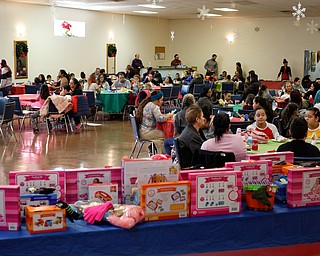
[96,91,129,113]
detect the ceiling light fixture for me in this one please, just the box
[204,13,222,17]
[138,4,166,9]
[214,8,238,12]
[133,10,158,14]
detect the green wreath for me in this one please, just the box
[16,41,28,58]
[108,44,117,57]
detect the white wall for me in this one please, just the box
[1,1,320,82]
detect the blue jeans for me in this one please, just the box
[164,138,174,155]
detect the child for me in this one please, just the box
[305,107,320,140]
[242,94,255,110]
[246,107,279,139]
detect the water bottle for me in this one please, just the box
[247,136,253,149]
[236,128,241,136]
[272,100,277,111]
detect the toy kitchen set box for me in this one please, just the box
[0,185,20,231]
[188,171,242,217]
[121,158,179,204]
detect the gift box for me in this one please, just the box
[244,185,277,211]
[274,176,288,203]
[9,169,65,201]
[0,185,20,231]
[25,205,66,234]
[20,193,57,218]
[179,167,233,181]
[140,181,190,221]
[65,167,122,204]
[287,167,320,208]
[188,171,242,217]
[247,151,294,164]
[121,158,179,204]
[88,183,118,204]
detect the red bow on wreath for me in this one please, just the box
[62,21,72,30]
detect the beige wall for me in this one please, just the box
[1,1,320,82]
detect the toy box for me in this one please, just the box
[188,171,242,217]
[287,167,320,208]
[20,193,57,218]
[179,167,233,181]
[25,205,66,234]
[274,176,288,203]
[225,160,272,198]
[88,183,118,204]
[247,151,294,164]
[65,167,122,203]
[140,181,190,221]
[121,158,179,204]
[0,185,20,231]
[9,169,65,201]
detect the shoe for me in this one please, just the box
[33,128,39,135]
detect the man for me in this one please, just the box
[177,104,207,168]
[171,54,182,67]
[277,117,320,157]
[204,54,218,77]
[131,53,144,75]
[112,72,131,89]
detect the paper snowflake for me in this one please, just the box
[197,5,210,20]
[146,0,163,4]
[307,20,319,34]
[254,27,260,32]
[292,2,306,21]
[170,31,175,41]
[231,1,236,9]
[293,20,301,27]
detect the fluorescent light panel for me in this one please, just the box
[205,13,222,17]
[138,4,166,9]
[214,8,239,12]
[133,10,158,14]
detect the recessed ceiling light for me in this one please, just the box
[133,10,158,14]
[214,8,239,12]
[138,4,166,9]
[204,13,222,17]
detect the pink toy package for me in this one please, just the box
[189,171,242,217]
[179,167,233,181]
[65,167,122,204]
[287,167,320,208]
[0,185,21,231]
[225,160,272,198]
[9,169,65,201]
[247,151,294,164]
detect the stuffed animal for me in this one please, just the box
[251,186,273,206]
[107,205,145,229]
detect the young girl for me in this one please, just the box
[305,107,320,140]
[246,107,279,139]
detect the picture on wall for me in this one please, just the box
[14,40,28,79]
[154,46,165,60]
[54,20,85,37]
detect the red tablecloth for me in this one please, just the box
[11,85,26,95]
[8,94,38,107]
[261,81,287,90]
[157,119,174,139]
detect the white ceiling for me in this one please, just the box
[5,0,320,20]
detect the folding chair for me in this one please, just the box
[8,96,34,132]
[72,95,91,130]
[25,84,39,94]
[193,84,204,99]
[222,82,234,94]
[83,90,99,122]
[0,102,18,144]
[47,98,73,134]
[198,149,236,168]
[129,114,156,158]
[160,87,172,106]
[170,85,181,107]
[231,94,242,103]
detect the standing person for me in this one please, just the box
[131,53,144,75]
[79,72,87,88]
[0,59,13,97]
[171,54,182,67]
[235,62,244,81]
[204,54,218,77]
[277,59,292,81]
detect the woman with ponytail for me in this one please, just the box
[0,59,13,96]
[201,112,247,161]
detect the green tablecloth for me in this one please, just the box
[96,91,129,113]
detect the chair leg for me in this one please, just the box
[9,122,18,142]
[0,127,6,144]
[19,116,26,133]
[136,142,145,158]
[130,140,138,158]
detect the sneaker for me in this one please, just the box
[33,128,39,135]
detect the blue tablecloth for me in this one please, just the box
[96,91,129,113]
[1,202,320,255]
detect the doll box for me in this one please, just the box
[179,168,233,181]
[0,185,21,231]
[225,160,272,198]
[25,205,66,234]
[140,181,190,222]
[20,192,57,218]
[88,182,118,204]
[121,158,179,205]
[247,151,294,164]
[189,171,242,217]
[9,169,65,201]
[287,167,320,208]
[65,167,122,204]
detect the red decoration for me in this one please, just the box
[61,21,72,30]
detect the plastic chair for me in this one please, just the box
[8,96,34,132]
[198,149,236,168]
[83,90,99,122]
[170,85,181,106]
[231,94,242,103]
[222,82,234,94]
[129,114,156,158]
[193,84,204,99]
[160,87,172,102]
[72,95,91,130]
[0,102,18,144]
[25,85,39,94]
[238,109,255,115]
[47,98,73,134]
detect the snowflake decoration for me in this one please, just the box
[146,0,163,4]
[254,27,260,32]
[293,20,301,27]
[170,31,175,41]
[231,1,236,8]
[197,5,210,20]
[307,20,319,34]
[292,2,306,21]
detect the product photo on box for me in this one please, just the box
[88,183,118,204]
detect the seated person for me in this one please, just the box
[277,117,320,157]
[246,107,279,139]
[242,93,255,110]
[112,72,131,89]
[173,73,182,84]
[177,104,207,168]
[201,112,247,162]
[197,87,214,111]
[280,103,299,138]
[305,107,320,140]
[0,97,9,115]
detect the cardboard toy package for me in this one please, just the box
[140,181,190,221]
[179,167,233,181]
[188,171,242,217]
[9,169,66,201]
[88,182,118,204]
[0,185,20,231]
[25,205,66,234]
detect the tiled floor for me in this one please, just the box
[0,118,139,185]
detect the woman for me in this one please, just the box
[161,76,173,87]
[188,71,203,94]
[257,84,272,101]
[201,112,247,162]
[277,59,292,81]
[197,87,214,111]
[280,102,299,137]
[38,74,46,85]
[69,78,83,129]
[97,74,109,90]
[136,91,174,154]
[84,73,101,96]
[55,69,69,94]
[0,59,13,97]
[305,82,320,104]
